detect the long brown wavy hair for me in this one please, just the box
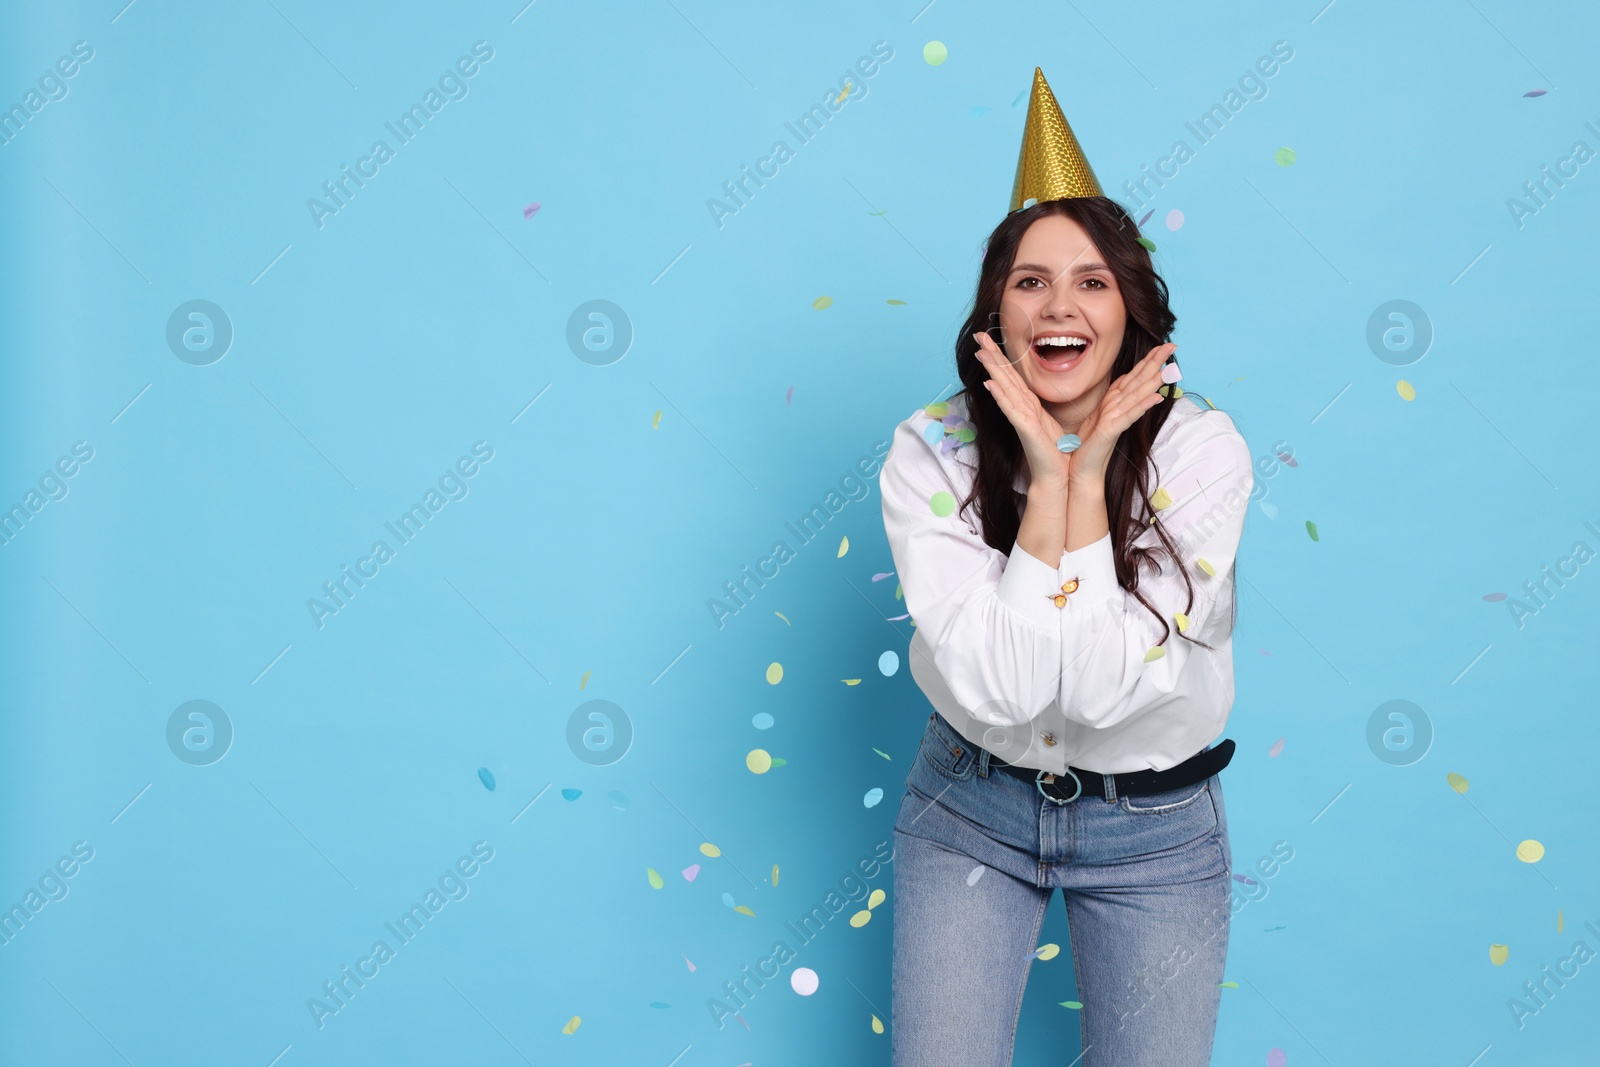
[952,196,1234,650]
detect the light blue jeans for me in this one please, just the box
[891,711,1232,1066]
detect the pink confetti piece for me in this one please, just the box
[1267,1048,1287,1067]
[1268,737,1285,758]
[1524,89,1548,97]
[683,953,696,971]
[1160,362,1182,384]
[1483,592,1507,602]
[734,1014,750,1032]
[871,571,895,582]
[1258,648,1274,656]
[523,202,540,218]
[682,864,701,881]
[786,385,793,405]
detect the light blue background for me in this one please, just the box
[3,0,1598,1063]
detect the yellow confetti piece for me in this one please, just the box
[733,904,757,917]
[1151,487,1172,510]
[867,889,886,909]
[843,678,861,685]
[1447,772,1469,794]
[1143,646,1166,663]
[1175,612,1190,632]
[562,1015,581,1034]
[1397,379,1416,401]
[1172,385,1183,398]
[924,401,949,418]
[1490,943,1509,966]
[812,295,833,310]
[1033,943,1060,961]
[929,490,955,517]
[849,909,872,927]
[579,670,591,690]
[775,611,790,626]
[923,40,948,65]
[871,1014,885,1034]
[895,581,903,601]
[647,868,664,890]
[772,864,780,886]
[766,662,783,685]
[746,749,772,774]
[837,535,849,558]
[651,409,662,429]
[1517,840,1545,863]
[700,843,721,857]
[886,299,907,306]
[1197,557,1216,576]
[834,80,852,104]
[1203,396,1216,409]
[1559,909,1564,933]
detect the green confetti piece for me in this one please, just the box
[770,757,788,768]
[1306,520,1319,542]
[1274,147,1296,166]
[1219,981,1239,989]
[929,490,956,517]
[1136,236,1157,252]
[923,40,948,66]
[886,298,907,305]
[872,748,892,760]
[1058,1000,1083,1010]
[812,295,833,310]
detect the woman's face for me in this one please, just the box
[994,213,1127,409]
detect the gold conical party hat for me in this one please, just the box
[1008,67,1103,212]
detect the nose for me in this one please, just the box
[1042,276,1081,321]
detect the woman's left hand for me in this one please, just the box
[1067,342,1177,485]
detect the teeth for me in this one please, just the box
[1037,336,1087,348]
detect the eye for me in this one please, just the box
[1015,276,1042,289]
[1081,277,1108,290]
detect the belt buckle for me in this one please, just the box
[1036,768,1082,805]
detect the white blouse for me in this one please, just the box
[880,390,1253,775]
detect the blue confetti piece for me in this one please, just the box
[879,650,900,677]
[649,1001,672,1009]
[608,789,630,809]
[477,767,496,791]
[968,105,991,117]
[1056,434,1080,453]
[752,712,775,730]
[721,892,736,908]
[864,787,884,808]
[561,788,582,802]
[922,421,944,445]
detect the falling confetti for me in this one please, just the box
[1517,840,1545,863]
[747,749,773,774]
[1136,236,1157,252]
[1232,873,1258,886]
[700,843,721,857]
[1447,772,1469,794]
[835,81,852,104]
[1143,646,1166,663]
[1306,520,1320,542]
[1276,450,1298,468]
[1268,738,1285,758]
[871,1014,885,1034]
[1482,593,1507,603]
[1220,981,1239,988]
[1259,501,1279,519]
[562,1016,581,1034]
[1028,943,1060,962]
[561,788,582,802]
[651,410,662,429]
[683,954,696,971]
[850,909,872,927]
[1559,909,1564,932]
[1057,434,1080,453]
[864,788,884,808]
[812,295,833,310]
[1166,208,1184,231]
[872,571,894,582]
[786,386,793,405]
[734,905,756,917]
[1059,1000,1083,1010]
[683,864,700,881]
[752,713,775,730]
[887,613,909,621]
[1151,487,1172,510]
[924,401,949,418]
[868,888,885,909]
[1160,362,1183,384]
[767,662,784,685]
[929,490,956,517]
[1175,612,1190,632]
[968,105,990,117]
[1490,944,1509,966]
[879,651,900,676]
[1274,147,1296,166]
[771,757,788,768]
[523,202,540,219]
[650,1002,671,1009]
[1524,89,1548,97]
[1266,1048,1286,1067]
[872,747,892,761]
[722,893,735,908]
[887,298,907,305]
[772,864,780,886]
[838,536,849,558]
[923,41,948,65]
[1137,208,1154,227]
[608,789,629,809]
[789,968,822,997]
[647,868,664,890]
[967,865,986,886]
[842,678,862,685]
[1397,380,1416,401]
[579,670,591,689]
[477,768,496,791]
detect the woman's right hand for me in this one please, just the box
[972,330,1072,493]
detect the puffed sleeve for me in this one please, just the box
[1052,409,1252,729]
[880,412,1066,722]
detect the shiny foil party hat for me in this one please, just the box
[1008,67,1104,212]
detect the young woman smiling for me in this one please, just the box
[880,189,1252,1066]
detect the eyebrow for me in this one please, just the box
[1009,261,1109,277]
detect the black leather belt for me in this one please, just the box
[988,738,1235,804]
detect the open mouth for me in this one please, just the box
[1033,335,1089,371]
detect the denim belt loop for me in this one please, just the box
[1101,772,1117,803]
[978,748,992,778]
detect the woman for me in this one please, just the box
[879,190,1252,1066]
